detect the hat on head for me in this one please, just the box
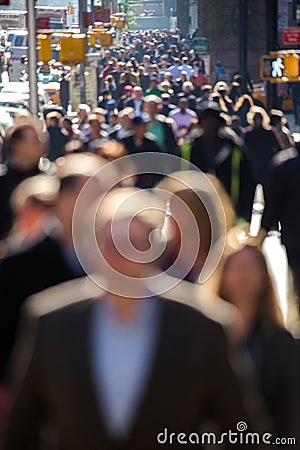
[124,85,133,91]
[177,95,189,103]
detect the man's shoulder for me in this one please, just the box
[159,280,238,332]
[271,147,299,170]
[0,235,56,270]
[24,275,104,320]
[168,108,179,116]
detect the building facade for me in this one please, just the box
[177,0,298,82]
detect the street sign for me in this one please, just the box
[36,17,50,29]
[193,37,208,55]
[94,8,110,23]
[83,11,93,28]
[283,27,300,45]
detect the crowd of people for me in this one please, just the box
[0,29,299,450]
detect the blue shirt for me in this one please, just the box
[91,298,161,438]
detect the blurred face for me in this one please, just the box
[100,217,151,277]
[134,89,143,100]
[56,177,88,240]
[145,100,158,117]
[62,119,72,131]
[134,122,147,139]
[221,248,265,307]
[179,100,188,111]
[119,114,132,130]
[89,119,101,135]
[201,113,221,134]
[109,115,118,126]
[13,128,44,164]
[78,109,87,120]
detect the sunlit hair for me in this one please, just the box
[213,81,229,94]
[96,140,127,161]
[218,245,283,325]
[234,94,254,112]
[246,105,270,127]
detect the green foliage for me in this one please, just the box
[120,0,142,29]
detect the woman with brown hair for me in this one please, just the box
[218,244,298,439]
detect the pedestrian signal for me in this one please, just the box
[260,54,299,82]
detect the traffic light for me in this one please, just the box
[284,54,299,78]
[111,15,125,29]
[37,34,52,64]
[96,31,113,47]
[59,34,86,63]
[260,53,299,81]
[67,5,74,15]
[88,31,96,47]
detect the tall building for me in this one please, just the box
[181,0,298,82]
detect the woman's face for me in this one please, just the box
[222,248,264,307]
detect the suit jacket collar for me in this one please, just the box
[68,297,174,444]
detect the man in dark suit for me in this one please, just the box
[125,86,145,117]
[121,114,161,188]
[4,188,250,450]
[121,114,161,156]
[0,153,109,382]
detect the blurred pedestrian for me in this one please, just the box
[0,125,53,240]
[244,107,283,188]
[218,244,298,439]
[46,111,68,161]
[0,153,108,382]
[4,188,251,450]
[269,109,294,150]
[168,96,197,139]
[263,141,300,301]
[190,103,255,220]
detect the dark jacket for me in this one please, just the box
[263,147,300,253]
[243,127,282,187]
[121,135,162,188]
[5,280,249,450]
[0,235,85,381]
[151,116,181,158]
[47,126,68,161]
[190,134,255,221]
[0,160,54,239]
[246,319,298,440]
